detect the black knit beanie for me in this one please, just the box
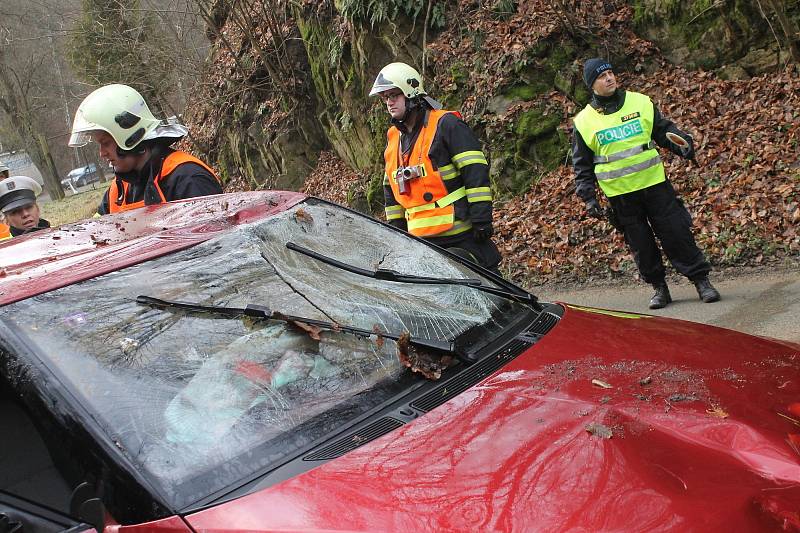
[583,58,613,89]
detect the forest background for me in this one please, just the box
[1,0,798,286]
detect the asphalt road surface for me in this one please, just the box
[535,266,800,343]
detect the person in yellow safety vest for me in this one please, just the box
[69,84,222,215]
[369,62,502,274]
[0,175,51,238]
[572,58,720,309]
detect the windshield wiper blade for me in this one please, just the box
[136,295,456,355]
[286,241,540,308]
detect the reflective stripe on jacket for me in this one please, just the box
[108,151,219,214]
[0,223,11,241]
[384,110,474,237]
[573,91,665,197]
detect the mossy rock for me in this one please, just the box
[630,0,783,70]
[514,107,561,139]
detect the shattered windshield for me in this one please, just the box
[2,199,529,511]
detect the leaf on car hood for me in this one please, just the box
[585,422,613,439]
[706,406,729,418]
[591,378,613,389]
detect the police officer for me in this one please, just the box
[69,84,222,215]
[369,62,502,274]
[572,59,720,309]
[0,163,9,180]
[0,175,51,238]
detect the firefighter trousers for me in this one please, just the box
[608,180,711,285]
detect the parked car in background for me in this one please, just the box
[61,163,103,189]
[0,191,798,532]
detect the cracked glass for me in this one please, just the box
[2,199,529,510]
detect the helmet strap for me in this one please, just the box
[115,144,147,158]
[398,97,426,124]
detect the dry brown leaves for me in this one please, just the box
[396,332,454,381]
[302,151,364,205]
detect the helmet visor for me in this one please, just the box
[68,130,94,148]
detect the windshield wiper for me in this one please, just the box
[136,295,456,356]
[286,241,540,308]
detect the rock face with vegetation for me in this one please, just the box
[183,0,799,285]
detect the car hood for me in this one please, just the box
[185,305,800,532]
[0,191,305,305]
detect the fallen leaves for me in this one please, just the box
[706,406,729,418]
[591,378,613,389]
[273,312,325,341]
[396,331,453,381]
[585,422,613,439]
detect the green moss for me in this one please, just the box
[514,108,560,138]
[365,172,384,213]
[504,84,544,101]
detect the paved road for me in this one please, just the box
[535,267,800,343]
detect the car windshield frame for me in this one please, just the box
[0,197,541,521]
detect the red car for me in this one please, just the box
[1,191,798,532]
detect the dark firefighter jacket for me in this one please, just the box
[98,147,221,215]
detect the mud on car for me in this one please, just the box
[0,191,798,532]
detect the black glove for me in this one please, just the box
[472,223,493,243]
[585,198,604,219]
[667,127,695,160]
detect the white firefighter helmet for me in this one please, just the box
[369,62,443,109]
[370,62,426,98]
[69,84,186,150]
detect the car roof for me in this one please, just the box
[0,191,305,306]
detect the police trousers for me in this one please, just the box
[608,180,710,285]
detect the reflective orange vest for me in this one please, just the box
[384,110,468,237]
[0,223,10,241]
[108,151,219,214]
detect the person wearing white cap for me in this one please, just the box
[69,84,222,215]
[0,162,9,180]
[0,175,50,238]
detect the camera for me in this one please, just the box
[396,165,421,195]
[398,166,420,180]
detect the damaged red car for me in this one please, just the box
[1,191,798,532]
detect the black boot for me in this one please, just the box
[694,277,720,303]
[649,283,672,309]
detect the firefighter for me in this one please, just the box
[572,58,720,309]
[0,175,51,238]
[69,84,222,215]
[370,62,501,274]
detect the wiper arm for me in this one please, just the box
[286,241,540,308]
[136,295,456,355]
